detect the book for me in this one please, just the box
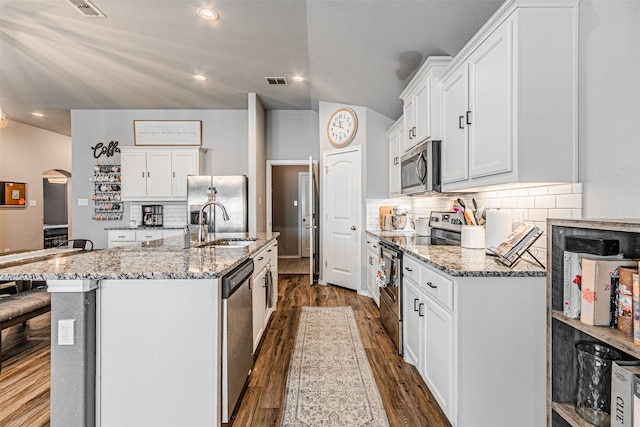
[581,259,637,326]
[634,375,640,427]
[634,273,640,345]
[491,223,541,260]
[563,251,623,319]
[612,361,640,427]
[619,267,639,336]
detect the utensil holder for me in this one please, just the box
[461,226,485,249]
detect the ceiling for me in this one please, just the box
[0,0,504,136]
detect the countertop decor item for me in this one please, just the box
[327,107,358,147]
[281,306,389,426]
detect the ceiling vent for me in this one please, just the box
[265,77,288,86]
[65,0,106,17]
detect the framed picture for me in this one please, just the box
[134,120,202,146]
[0,182,27,207]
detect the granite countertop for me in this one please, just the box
[0,232,279,281]
[368,230,546,278]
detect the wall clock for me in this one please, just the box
[327,107,358,147]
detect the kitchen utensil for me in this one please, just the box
[472,198,478,210]
[457,198,466,209]
[475,207,485,225]
[456,210,466,224]
[464,209,477,226]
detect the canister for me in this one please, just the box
[461,226,485,249]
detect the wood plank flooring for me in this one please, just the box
[234,275,451,427]
[277,257,310,275]
[0,275,450,427]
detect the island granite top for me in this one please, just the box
[368,230,546,278]
[0,232,279,281]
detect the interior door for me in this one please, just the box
[322,147,361,291]
[299,172,311,258]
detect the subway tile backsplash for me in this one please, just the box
[366,183,583,260]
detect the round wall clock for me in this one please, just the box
[327,107,358,147]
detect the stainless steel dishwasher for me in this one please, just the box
[221,258,254,424]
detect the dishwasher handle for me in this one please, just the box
[221,259,254,299]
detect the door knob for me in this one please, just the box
[351,225,356,230]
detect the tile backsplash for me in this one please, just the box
[129,202,187,227]
[367,182,583,260]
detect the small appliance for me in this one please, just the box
[400,140,441,195]
[141,205,163,227]
[390,205,413,232]
[428,211,463,245]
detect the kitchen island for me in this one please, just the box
[0,231,279,427]
[368,230,546,427]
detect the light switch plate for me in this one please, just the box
[78,198,89,206]
[29,200,37,207]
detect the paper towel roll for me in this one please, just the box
[485,209,512,250]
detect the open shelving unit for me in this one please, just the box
[547,218,640,426]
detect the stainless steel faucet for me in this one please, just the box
[198,191,231,242]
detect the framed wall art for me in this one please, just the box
[134,120,202,146]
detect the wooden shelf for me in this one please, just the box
[552,402,593,427]
[552,310,640,359]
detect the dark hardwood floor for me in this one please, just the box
[0,275,450,427]
[234,274,451,427]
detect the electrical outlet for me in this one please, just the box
[58,319,75,345]
[293,200,298,207]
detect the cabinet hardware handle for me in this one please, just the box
[405,267,413,272]
[173,172,176,178]
[147,172,150,177]
[414,298,419,311]
[351,225,356,230]
[419,303,425,317]
[412,126,416,137]
[458,116,464,129]
[258,257,264,261]
[466,111,472,125]
[141,172,144,178]
[267,249,272,252]
[426,282,437,289]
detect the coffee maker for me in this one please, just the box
[142,205,163,227]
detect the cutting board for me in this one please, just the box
[379,206,394,229]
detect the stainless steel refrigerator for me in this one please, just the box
[187,175,248,233]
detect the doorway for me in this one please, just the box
[42,169,71,248]
[266,160,319,280]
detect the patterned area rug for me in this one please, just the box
[281,306,390,427]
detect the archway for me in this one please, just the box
[42,169,71,248]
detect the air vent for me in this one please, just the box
[264,77,289,86]
[65,0,106,17]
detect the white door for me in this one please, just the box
[323,147,361,291]
[121,150,147,199]
[441,66,469,184]
[299,172,311,258]
[308,156,318,285]
[413,77,431,142]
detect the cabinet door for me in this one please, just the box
[121,150,148,199]
[146,151,172,198]
[252,268,266,352]
[402,277,424,373]
[402,98,415,152]
[366,246,380,306]
[441,67,469,184]
[388,127,401,197]
[467,21,513,179]
[171,151,198,199]
[423,296,454,420]
[413,77,431,143]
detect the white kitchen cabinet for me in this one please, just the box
[440,0,579,192]
[365,238,380,306]
[399,56,451,152]
[107,230,136,248]
[252,239,278,352]
[387,118,403,197]
[401,252,545,426]
[135,229,163,242]
[121,147,205,201]
[108,229,181,248]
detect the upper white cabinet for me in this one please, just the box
[121,147,206,201]
[387,118,403,197]
[440,0,579,191]
[399,56,452,152]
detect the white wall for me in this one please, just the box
[0,120,71,252]
[365,108,393,199]
[248,94,267,232]
[71,109,248,249]
[266,110,320,161]
[579,0,640,217]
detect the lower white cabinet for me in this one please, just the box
[251,239,278,353]
[107,229,183,248]
[402,253,545,427]
[365,238,380,306]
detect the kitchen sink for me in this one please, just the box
[197,237,258,248]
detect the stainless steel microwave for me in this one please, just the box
[400,140,441,195]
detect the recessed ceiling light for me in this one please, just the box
[292,76,304,82]
[31,112,44,117]
[197,7,219,21]
[193,74,208,81]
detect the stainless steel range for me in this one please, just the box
[428,211,463,245]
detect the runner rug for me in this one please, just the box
[280,306,390,427]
